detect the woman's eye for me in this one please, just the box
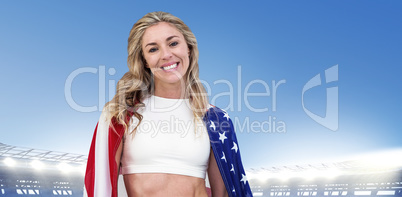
[149,48,157,53]
[170,41,178,47]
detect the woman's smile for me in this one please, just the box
[161,62,179,71]
[142,22,190,88]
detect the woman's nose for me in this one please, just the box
[161,47,172,60]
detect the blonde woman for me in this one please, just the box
[85,11,252,197]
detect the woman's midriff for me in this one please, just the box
[123,173,208,197]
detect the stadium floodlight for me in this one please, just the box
[58,162,73,173]
[79,164,87,174]
[276,169,293,182]
[297,169,320,181]
[4,157,16,167]
[355,149,402,171]
[247,170,270,183]
[323,168,342,179]
[298,168,342,181]
[30,160,45,170]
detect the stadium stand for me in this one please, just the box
[0,143,86,196]
[1,142,402,196]
[248,150,402,196]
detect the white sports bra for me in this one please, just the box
[121,95,211,179]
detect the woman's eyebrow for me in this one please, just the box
[145,42,157,48]
[144,35,179,48]
[166,35,178,42]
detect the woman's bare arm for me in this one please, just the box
[208,149,228,197]
[115,142,123,179]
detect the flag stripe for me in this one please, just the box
[85,107,252,197]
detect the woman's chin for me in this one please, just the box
[155,77,186,86]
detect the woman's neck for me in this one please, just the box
[154,82,186,99]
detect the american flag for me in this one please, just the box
[204,105,253,197]
[85,105,253,197]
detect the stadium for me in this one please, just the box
[1,142,402,197]
[247,150,402,197]
[0,143,86,196]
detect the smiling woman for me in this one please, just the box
[142,22,190,98]
[84,11,252,197]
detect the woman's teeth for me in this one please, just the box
[162,63,177,70]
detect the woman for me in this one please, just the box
[85,11,252,197]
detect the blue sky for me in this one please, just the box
[1,1,401,169]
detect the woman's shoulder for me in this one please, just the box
[206,104,223,112]
[205,104,232,122]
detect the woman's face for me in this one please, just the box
[142,22,190,89]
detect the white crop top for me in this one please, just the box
[121,95,211,179]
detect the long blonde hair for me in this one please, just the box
[104,11,208,133]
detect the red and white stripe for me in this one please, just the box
[85,112,126,197]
